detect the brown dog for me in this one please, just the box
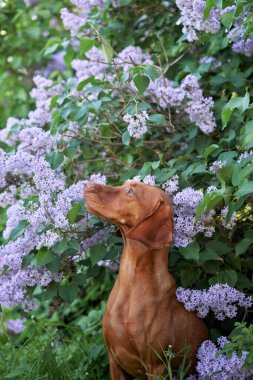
[83,181,208,379]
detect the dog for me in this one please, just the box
[83,181,208,379]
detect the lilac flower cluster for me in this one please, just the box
[71,47,107,84]
[209,160,226,173]
[207,185,218,193]
[114,46,153,72]
[162,175,179,195]
[17,127,55,157]
[44,52,66,76]
[237,150,253,163]
[181,74,217,134]
[221,206,237,230]
[173,187,215,247]
[0,144,109,308]
[197,338,251,379]
[176,0,221,42]
[126,175,156,186]
[0,117,27,146]
[6,318,26,334]
[123,111,149,138]
[226,9,253,57]
[176,284,252,320]
[79,226,112,254]
[89,172,107,184]
[28,75,62,127]
[149,74,217,134]
[199,56,222,72]
[151,77,186,109]
[60,0,105,37]
[0,185,16,208]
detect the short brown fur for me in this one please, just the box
[83,181,208,379]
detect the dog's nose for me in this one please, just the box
[83,181,101,197]
[84,180,96,190]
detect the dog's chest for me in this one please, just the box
[102,285,173,374]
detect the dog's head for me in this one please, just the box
[83,181,173,249]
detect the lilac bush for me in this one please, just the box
[1,0,253,377]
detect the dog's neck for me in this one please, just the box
[117,236,175,290]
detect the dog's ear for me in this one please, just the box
[126,199,173,249]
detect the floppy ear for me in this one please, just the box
[126,199,173,249]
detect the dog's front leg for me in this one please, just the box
[109,357,133,380]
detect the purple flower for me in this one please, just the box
[199,56,222,72]
[197,338,249,379]
[221,206,237,230]
[149,78,186,108]
[209,160,226,173]
[71,47,107,83]
[227,12,253,57]
[182,75,217,134]
[176,0,221,42]
[123,111,149,138]
[176,284,252,320]
[60,1,105,37]
[237,150,253,163]
[6,319,26,334]
[172,187,215,247]
[114,46,153,72]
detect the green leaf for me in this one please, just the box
[149,114,166,125]
[80,37,95,54]
[37,249,54,266]
[5,368,27,378]
[238,164,253,185]
[195,193,211,220]
[232,164,240,186]
[44,43,59,56]
[206,240,232,254]
[236,238,253,257]
[50,95,59,110]
[59,282,78,303]
[133,74,150,94]
[209,269,238,287]
[198,249,222,264]
[139,162,152,177]
[101,43,113,63]
[151,160,160,169]
[46,151,64,169]
[73,273,86,285]
[235,180,253,196]
[241,91,250,113]
[180,241,200,261]
[74,106,87,120]
[67,203,82,224]
[222,106,233,129]
[122,130,130,145]
[203,0,215,19]
[8,220,28,241]
[52,239,68,254]
[144,65,159,80]
[69,240,80,251]
[202,261,221,274]
[203,144,219,158]
[217,166,233,184]
[203,0,222,20]
[205,194,223,214]
[89,244,107,266]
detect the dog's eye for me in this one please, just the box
[127,188,134,195]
